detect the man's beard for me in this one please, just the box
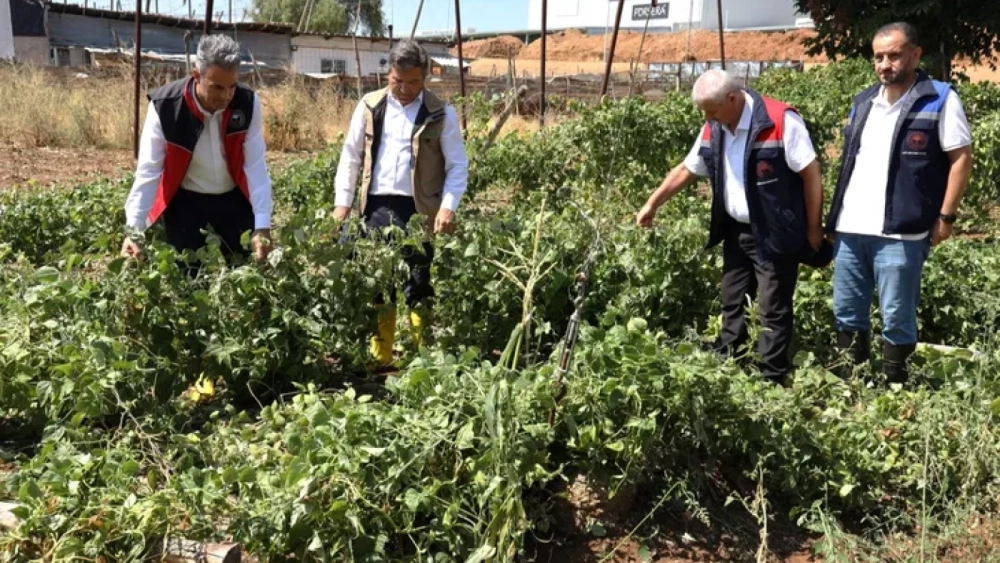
[880,68,913,85]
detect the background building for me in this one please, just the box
[526,0,811,33]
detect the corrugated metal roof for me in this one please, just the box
[428,54,470,69]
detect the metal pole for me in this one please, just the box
[539,0,547,127]
[133,0,142,159]
[600,0,626,97]
[204,0,214,34]
[453,0,467,132]
[716,0,725,70]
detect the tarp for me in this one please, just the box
[10,0,45,36]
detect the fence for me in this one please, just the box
[305,58,804,117]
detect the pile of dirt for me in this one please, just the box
[517,28,828,63]
[452,35,525,59]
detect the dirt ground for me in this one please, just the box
[0,144,314,190]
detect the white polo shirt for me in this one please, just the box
[683,92,817,224]
[835,86,971,240]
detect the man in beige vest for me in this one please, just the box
[333,39,469,368]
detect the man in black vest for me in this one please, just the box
[120,34,274,266]
[826,23,973,384]
[637,69,826,387]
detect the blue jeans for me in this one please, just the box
[832,233,930,346]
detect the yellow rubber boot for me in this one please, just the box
[409,309,425,348]
[369,309,397,368]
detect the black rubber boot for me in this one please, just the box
[835,330,870,378]
[883,342,916,385]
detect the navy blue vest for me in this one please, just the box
[826,72,953,235]
[700,89,808,264]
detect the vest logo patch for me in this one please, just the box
[229,110,247,130]
[756,160,775,181]
[906,130,928,151]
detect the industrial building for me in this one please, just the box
[2,0,463,76]
[526,0,812,33]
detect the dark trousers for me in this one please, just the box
[161,187,254,264]
[715,221,800,382]
[362,195,435,308]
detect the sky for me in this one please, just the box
[134,0,532,33]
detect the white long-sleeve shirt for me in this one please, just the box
[124,90,273,231]
[334,91,469,212]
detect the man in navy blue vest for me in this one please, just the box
[826,23,973,384]
[637,69,825,386]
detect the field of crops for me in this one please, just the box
[3,59,1000,562]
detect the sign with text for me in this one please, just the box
[632,3,670,20]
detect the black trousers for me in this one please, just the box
[715,221,799,381]
[161,187,255,263]
[362,195,435,308]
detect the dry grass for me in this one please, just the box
[0,64,549,154]
[0,64,356,152]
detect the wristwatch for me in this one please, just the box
[939,212,958,224]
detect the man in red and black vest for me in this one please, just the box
[636,69,827,386]
[121,34,273,266]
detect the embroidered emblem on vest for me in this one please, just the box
[757,160,775,180]
[229,110,247,130]
[906,130,928,151]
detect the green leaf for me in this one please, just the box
[839,483,855,497]
[121,460,140,476]
[18,481,42,500]
[990,397,1000,417]
[34,266,60,284]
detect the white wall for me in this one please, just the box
[528,0,704,32]
[527,0,803,32]
[294,46,388,75]
[291,36,452,75]
[0,0,15,60]
[700,0,803,30]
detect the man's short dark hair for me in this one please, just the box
[875,22,919,48]
[389,39,429,77]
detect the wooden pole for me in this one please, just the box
[184,30,193,74]
[133,0,142,159]
[453,0,467,132]
[478,85,528,154]
[204,0,214,33]
[600,0,626,97]
[410,0,425,40]
[716,0,726,70]
[539,0,547,127]
[352,0,363,97]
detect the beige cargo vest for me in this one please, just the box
[357,88,449,224]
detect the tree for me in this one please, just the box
[793,0,1000,80]
[251,0,385,36]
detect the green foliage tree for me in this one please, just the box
[792,0,1000,80]
[250,0,385,36]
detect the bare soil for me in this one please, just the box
[460,35,527,59]
[0,144,316,190]
[517,28,826,64]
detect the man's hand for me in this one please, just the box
[252,229,273,262]
[930,219,953,247]
[636,203,658,229]
[121,237,143,259]
[434,208,456,234]
[333,206,351,221]
[807,224,824,251]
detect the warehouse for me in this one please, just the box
[526,0,812,33]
